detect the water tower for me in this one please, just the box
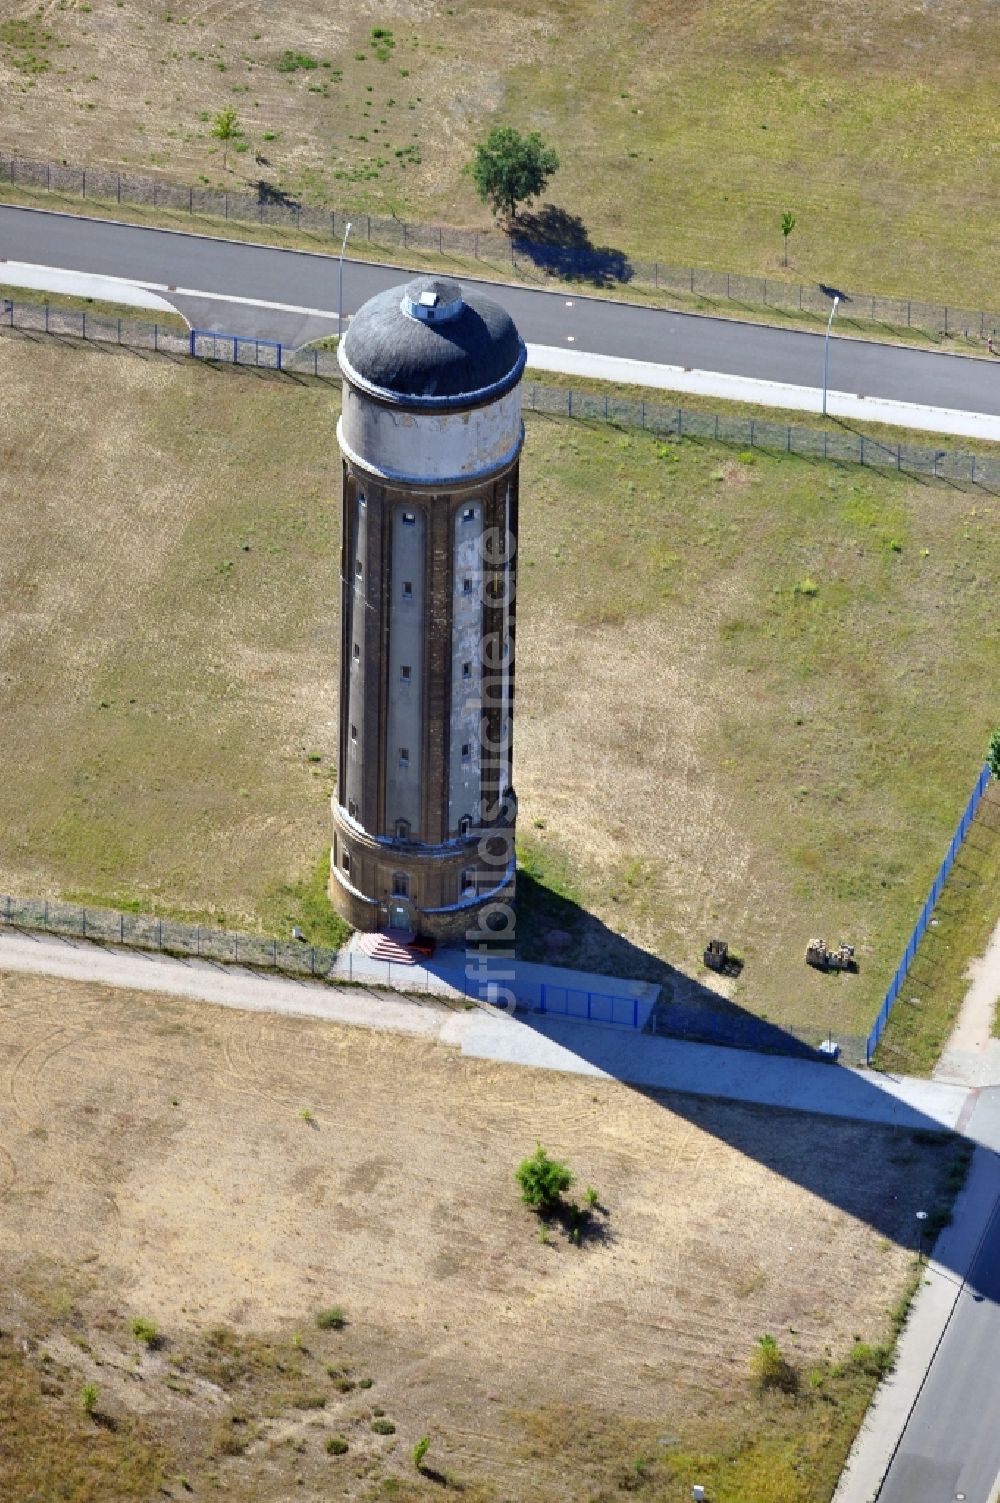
[329,275,524,942]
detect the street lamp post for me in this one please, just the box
[338,221,353,342]
[822,294,840,417]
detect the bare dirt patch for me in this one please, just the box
[0,968,964,1500]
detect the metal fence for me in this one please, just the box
[865,764,993,1063]
[652,1001,865,1066]
[3,297,998,491]
[0,893,344,979]
[3,146,998,340]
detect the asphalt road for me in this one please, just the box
[3,202,1000,416]
[879,1089,1000,1503]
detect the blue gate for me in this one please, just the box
[189,329,283,369]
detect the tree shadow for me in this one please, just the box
[511,205,633,287]
[253,179,302,211]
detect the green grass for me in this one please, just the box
[1,332,998,1040]
[874,781,1000,1074]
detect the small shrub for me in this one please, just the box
[326,1436,348,1455]
[316,1306,345,1330]
[749,1333,797,1393]
[413,1435,430,1470]
[131,1317,160,1349]
[849,1341,893,1378]
[277,49,317,71]
[988,725,1000,780]
[515,1144,574,1210]
[371,1418,396,1435]
[357,1376,374,1389]
[81,1382,99,1414]
[300,1107,315,1123]
[584,1186,599,1208]
[794,577,819,597]
[373,1407,385,1417]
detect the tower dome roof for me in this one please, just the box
[339,276,525,407]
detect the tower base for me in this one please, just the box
[329,855,515,947]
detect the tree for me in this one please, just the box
[780,210,796,267]
[212,106,240,169]
[989,726,1000,780]
[412,1436,430,1471]
[469,127,559,224]
[515,1144,574,1210]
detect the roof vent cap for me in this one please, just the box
[403,275,464,324]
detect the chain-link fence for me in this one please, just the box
[3,295,998,489]
[3,147,999,340]
[0,893,343,979]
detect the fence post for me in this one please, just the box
[972,454,977,485]
[120,912,124,942]
[234,932,238,962]
[750,418,755,447]
[944,306,949,336]
[196,926,200,956]
[158,918,163,948]
[82,310,86,340]
[567,388,572,418]
[272,937,277,966]
[82,909,87,937]
[654,262,659,288]
[310,946,315,977]
[82,169,86,198]
[896,443,901,470]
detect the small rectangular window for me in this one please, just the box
[350,724,358,743]
[460,867,476,895]
[402,580,413,599]
[401,511,416,526]
[399,747,409,768]
[462,578,473,594]
[348,799,358,818]
[461,742,471,760]
[392,872,410,898]
[462,506,476,522]
[358,493,367,509]
[342,851,351,872]
[462,661,471,679]
[352,643,360,662]
[355,559,363,578]
[400,665,411,683]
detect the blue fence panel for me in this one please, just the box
[189,328,283,369]
[866,764,992,1062]
[538,983,641,1029]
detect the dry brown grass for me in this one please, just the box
[0,967,960,1500]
